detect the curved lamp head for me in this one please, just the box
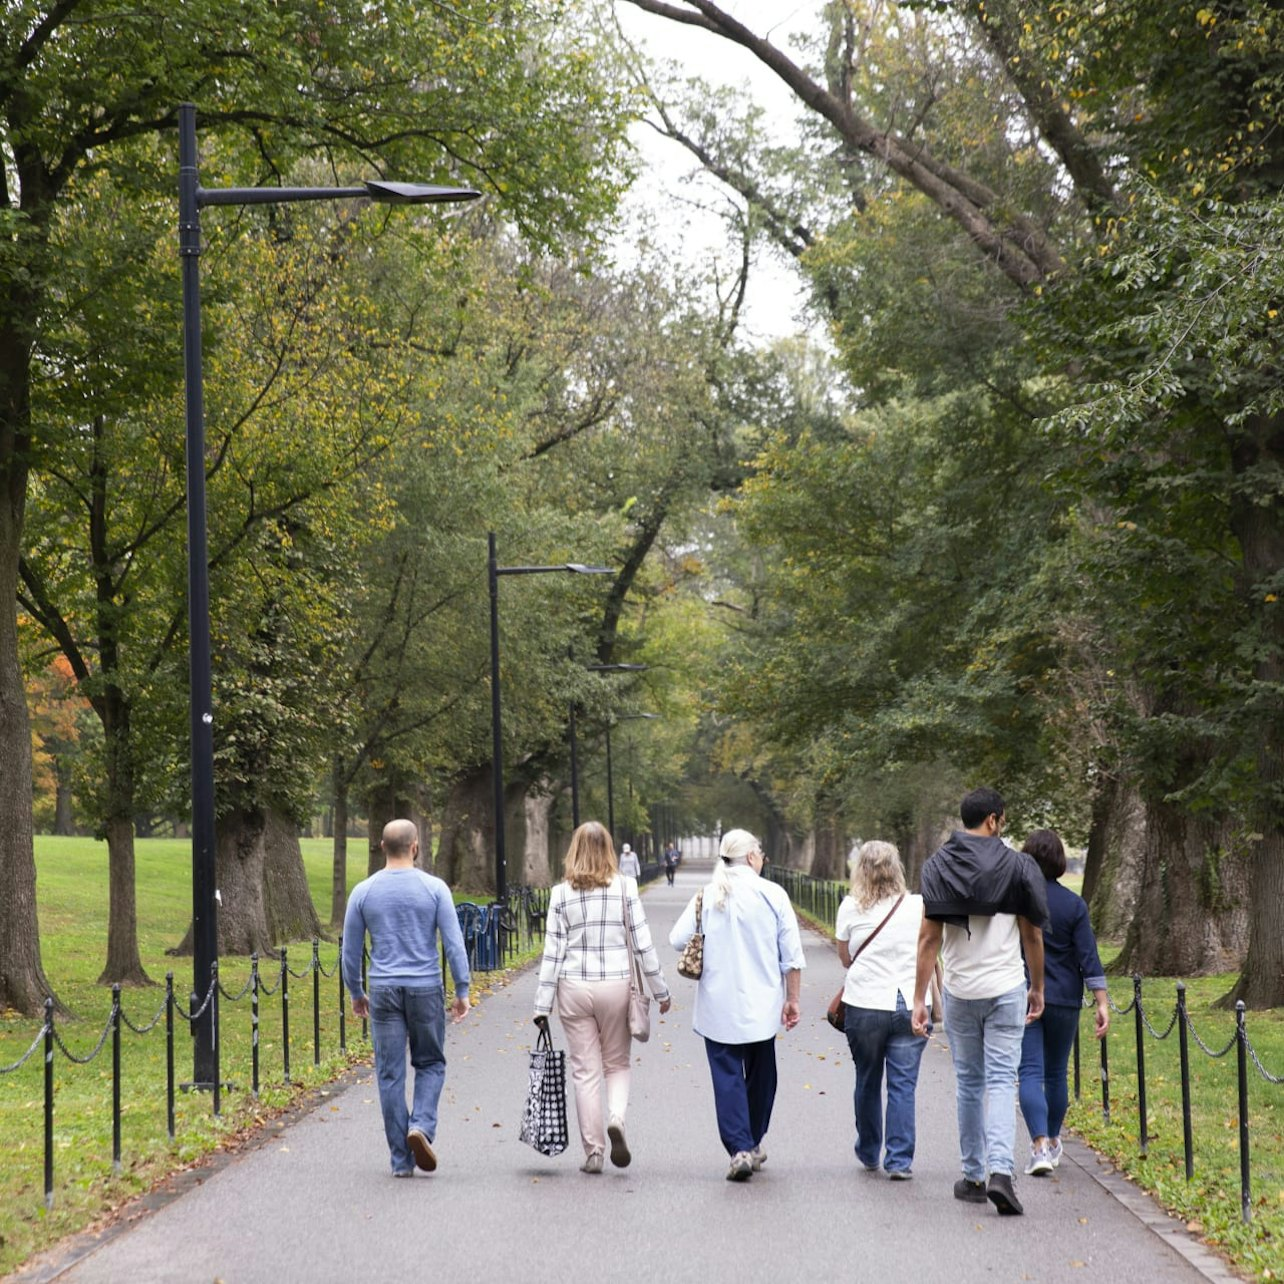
[364,180,482,204]
[565,563,614,575]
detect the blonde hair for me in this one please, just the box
[709,828,761,911]
[849,840,906,911]
[564,821,618,891]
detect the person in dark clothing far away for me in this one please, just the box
[912,788,1049,1217]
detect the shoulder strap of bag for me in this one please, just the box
[621,877,646,988]
[850,893,906,964]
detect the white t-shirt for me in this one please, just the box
[941,913,1026,1000]
[835,892,926,1012]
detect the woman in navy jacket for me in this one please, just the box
[1017,829,1109,1175]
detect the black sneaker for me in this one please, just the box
[987,1171,1024,1215]
[953,1177,987,1203]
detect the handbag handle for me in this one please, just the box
[620,877,646,991]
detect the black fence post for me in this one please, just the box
[211,962,221,1118]
[1133,974,1148,1157]
[166,972,175,1140]
[1236,1001,1251,1223]
[1100,1029,1111,1125]
[281,948,291,1086]
[251,954,261,1099]
[1177,981,1193,1180]
[111,984,122,1174]
[43,997,54,1210]
[312,938,321,1068]
[338,935,347,1054]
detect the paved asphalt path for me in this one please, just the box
[26,863,1236,1284]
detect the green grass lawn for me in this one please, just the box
[0,836,537,1276]
[794,882,1284,1281]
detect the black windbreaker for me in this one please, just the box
[919,831,1050,930]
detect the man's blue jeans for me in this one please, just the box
[844,992,927,1174]
[942,982,1026,1180]
[369,985,447,1174]
[1018,1002,1080,1142]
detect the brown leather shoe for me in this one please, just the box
[407,1128,437,1173]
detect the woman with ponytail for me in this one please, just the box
[669,829,805,1181]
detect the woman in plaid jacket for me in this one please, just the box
[534,822,672,1173]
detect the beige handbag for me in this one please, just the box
[676,891,704,979]
[621,878,651,1042]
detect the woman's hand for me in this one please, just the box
[1094,998,1110,1039]
[659,998,672,1014]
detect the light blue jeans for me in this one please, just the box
[943,981,1027,1180]
[370,985,447,1174]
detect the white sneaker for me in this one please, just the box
[1047,1138,1063,1168]
[726,1151,753,1182]
[750,1144,767,1171]
[1024,1143,1053,1176]
[581,1151,604,1174]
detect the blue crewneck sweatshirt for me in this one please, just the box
[341,867,470,1001]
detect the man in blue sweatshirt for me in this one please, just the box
[342,819,471,1177]
[912,788,1048,1216]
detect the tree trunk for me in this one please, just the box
[1114,795,1249,977]
[97,694,151,986]
[1081,773,1145,943]
[53,765,75,835]
[99,816,152,986]
[0,365,56,1013]
[508,783,553,888]
[330,766,349,927]
[1224,412,1284,1007]
[262,809,323,944]
[170,807,275,958]
[366,779,397,876]
[435,762,507,894]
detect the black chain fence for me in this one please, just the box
[768,864,1284,1225]
[0,884,557,1212]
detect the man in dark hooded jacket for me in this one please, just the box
[912,788,1048,1216]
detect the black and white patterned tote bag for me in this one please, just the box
[519,1019,569,1156]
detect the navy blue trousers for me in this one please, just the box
[704,1036,778,1155]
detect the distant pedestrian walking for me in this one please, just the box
[664,842,679,886]
[1016,829,1109,1177]
[618,842,641,879]
[835,841,928,1179]
[912,787,1049,1216]
[670,828,805,1182]
[341,819,470,1178]
[533,822,672,1174]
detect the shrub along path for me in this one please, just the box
[15,865,1236,1284]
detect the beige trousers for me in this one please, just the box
[556,977,632,1157]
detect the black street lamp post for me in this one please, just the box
[488,533,612,904]
[180,102,478,1088]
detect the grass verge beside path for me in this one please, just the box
[797,896,1284,1281]
[0,836,538,1278]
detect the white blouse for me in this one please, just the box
[835,892,928,1012]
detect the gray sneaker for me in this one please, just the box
[581,1151,604,1174]
[953,1177,987,1203]
[1025,1144,1053,1176]
[727,1151,754,1182]
[1047,1138,1063,1168]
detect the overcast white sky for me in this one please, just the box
[609,0,819,343]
